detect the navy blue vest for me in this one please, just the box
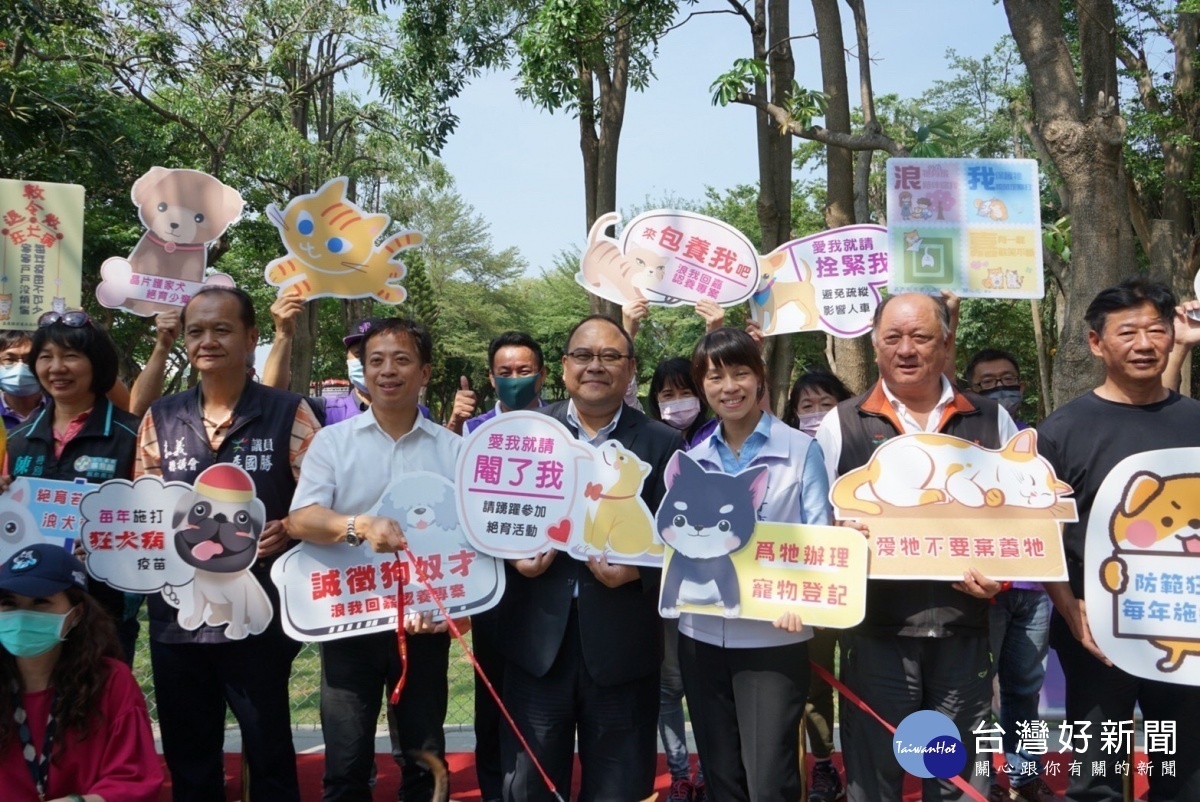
[7,396,139,483]
[147,380,304,643]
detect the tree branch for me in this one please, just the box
[725,0,759,32]
[732,93,904,153]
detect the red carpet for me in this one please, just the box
[160,752,1152,800]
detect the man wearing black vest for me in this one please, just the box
[134,286,320,801]
[500,315,683,802]
[1037,278,1200,801]
[816,292,1017,801]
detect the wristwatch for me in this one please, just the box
[344,515,363,546]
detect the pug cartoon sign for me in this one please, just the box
[97,167,242,316]
[1084,449,1200,685]
[577,211,761,308]
[264,177,423,304]
[830,430,1076,581]
[81,465,273,640]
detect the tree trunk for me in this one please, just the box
[752,0,796,414]
[1004,0,1132,407]
[812,0,871,395]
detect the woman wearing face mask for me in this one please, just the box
[645,356,712,800]
[782,368,853,801]
[679,328,835,802]
[3,311,141,663]
[0,543,162,801]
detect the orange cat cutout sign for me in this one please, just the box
[1084,449,1200,685]
[264,177,423,303]
[830,429,1076,581]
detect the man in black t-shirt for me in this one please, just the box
[1038,278,1200,801]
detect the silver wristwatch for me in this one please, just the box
[344,515,363,546]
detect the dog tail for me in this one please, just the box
[406,750,449,802]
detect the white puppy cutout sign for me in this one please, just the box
[82,464,273,640]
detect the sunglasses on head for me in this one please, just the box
[37,310,92,328]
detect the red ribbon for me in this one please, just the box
[809,661,988,801]
[391,549,564,802]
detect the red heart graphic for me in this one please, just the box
[547,519,572,544]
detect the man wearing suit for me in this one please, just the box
[500,315,683,802]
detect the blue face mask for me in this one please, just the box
[981,385,1023,417]
[346,358,368,395]
[495,374,541,411]
[0,609,71,657]
[0,363,41,397]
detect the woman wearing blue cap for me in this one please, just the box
[0,543,162,802]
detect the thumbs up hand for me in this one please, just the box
[446,375,477,435]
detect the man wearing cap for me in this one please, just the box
[290,317,461,802]
[134,286,320,802]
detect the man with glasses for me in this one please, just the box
[965,349,1050,802]
[500,315,683,802]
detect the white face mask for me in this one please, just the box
[795,410,827,436]
[659,396,701,430]
[346,358,368,395]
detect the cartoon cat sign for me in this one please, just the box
[656,453,867,627]
[456,411,665,566]
[1084,449,1200,685]
[830,430,1076,581]
[577,211,761,308]
[80,466,274,640]
[97,167,242,316]
[271,472,505,642]
[264,177,423,304]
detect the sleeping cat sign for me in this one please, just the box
[1084,449,1200,685]
[264,177,423,304]
[831,430,1076,581]
[577,211,761,308]
[456,411,665,567]
[656,453,868,628]
[271,472,504,642]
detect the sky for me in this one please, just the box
[428,0,1014,275]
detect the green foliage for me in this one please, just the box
[710,58,768,106]
[783,85,829,131]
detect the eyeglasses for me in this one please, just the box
[564,349,632,367]
[37,310,91,328]
[973,374,1019,390]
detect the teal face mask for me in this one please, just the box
[0,609,71,657]
[495,374,540,411]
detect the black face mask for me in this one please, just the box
[980,385,1022,417]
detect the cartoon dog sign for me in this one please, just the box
[97,167,242,316]
[1085,449,1200,684]
[80,466,273,640]
[655,452,868,627]
[271,472,505,642]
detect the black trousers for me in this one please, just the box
[501,606,659,802]
[678,633,809,802]
[472,610,506,802]
[840,631,992,802]
[319,630,450,802]
[1051,611,1200,802]
[150,625,302,802]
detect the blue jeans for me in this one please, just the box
[660,619,703,782]
[988,589,1051,788]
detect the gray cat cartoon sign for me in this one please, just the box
[830,430,1076,581]
[1084,448,1200,685]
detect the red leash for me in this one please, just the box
[391,549,565,802]
[810,661,988,801]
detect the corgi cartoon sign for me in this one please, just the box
[1084,449,1200,685]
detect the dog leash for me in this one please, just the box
[392,548,566,802]
[809,661,988,802]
